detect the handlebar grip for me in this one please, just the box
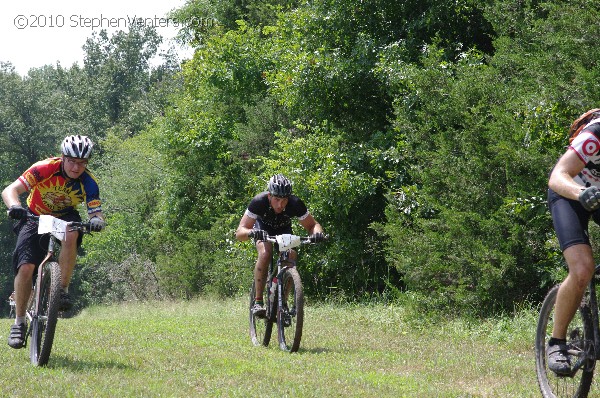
[67,221,93,233]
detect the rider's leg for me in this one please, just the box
[8,262,35,348]
[58,229,79,291]
[13,263,35,319]
[282,250,298,298]
[254,241,273,301]
[552,243,595,339]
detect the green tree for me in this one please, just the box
[82,26,163,134]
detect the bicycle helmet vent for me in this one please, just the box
[61,135,94,159]
[267,174,292,197]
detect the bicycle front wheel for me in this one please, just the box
[535,284,595,398]
[30,261,61,366]
[277,268,304,352]
[249,280,274,347]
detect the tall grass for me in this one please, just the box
[0,297,540,397]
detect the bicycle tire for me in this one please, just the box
[535,284,595,398]
[249,280,274,347]
[277,268,304,352]
[30,261,61,366]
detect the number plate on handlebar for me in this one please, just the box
[38,215,68,241]
[276,234,302,251]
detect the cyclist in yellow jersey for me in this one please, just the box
[2,135,106,349]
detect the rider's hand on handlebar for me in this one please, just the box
[309,232,326,243]
[248,229,268,242]
[7,205,27,220]
[89,216,106,232]
[579,186,600,212]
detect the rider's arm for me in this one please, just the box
[235,213,257,242]
[1,180,27,208]
[548,149,587,200]
[299,214,323,235]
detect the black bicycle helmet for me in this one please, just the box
[61,135,94,159]
[267,174,292,197]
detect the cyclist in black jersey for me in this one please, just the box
[547,108,600,375]
[235,174,325,317]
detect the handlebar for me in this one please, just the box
[67,221,93,234]
[263,233,328,252]
[264,236,312,244]
[20,213,93,234]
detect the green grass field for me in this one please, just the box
[0,297,541,397]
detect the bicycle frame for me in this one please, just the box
[249,233,322,352]
[267,249,296,319]
[265,235,305,317]
[535,264,600,397]
[8,214,91,366]
[31,216,64,319]
[20,215,68,345]
[28,239,57,324]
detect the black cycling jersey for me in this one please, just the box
[244,192,309,234]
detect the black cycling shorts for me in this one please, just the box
[548,188,592,251]
[12,211,83,275]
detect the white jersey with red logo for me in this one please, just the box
[570,118,600,187]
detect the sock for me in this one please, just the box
[62,286,69,293]
[255,298,264,306]
[15,316,26,326]
[548,337,567,346]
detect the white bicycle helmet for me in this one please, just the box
[61,135,94,159]
[267,174,292,197]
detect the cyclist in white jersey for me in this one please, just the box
[547,108,600,375]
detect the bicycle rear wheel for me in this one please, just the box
[277,268,304,352]
[249,280,274,347]
[30,261,61,366]
[535,284,595,398]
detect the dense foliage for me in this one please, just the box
[1,0,598,316]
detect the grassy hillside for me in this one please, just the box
[0,297,541,397]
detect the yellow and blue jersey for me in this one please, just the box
[18,157,102,216]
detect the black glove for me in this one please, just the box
[7,205,27,220]
[309,232,325,243]
[89,216,105,232]
[248,229,268,242]
[579,186,600,211]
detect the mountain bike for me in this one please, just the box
[249,234,324,352]
[8,214,91,366]
[535,265,600,397]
